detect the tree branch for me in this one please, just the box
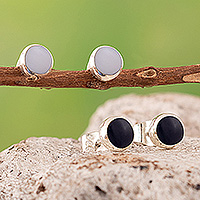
[0,65,199,90]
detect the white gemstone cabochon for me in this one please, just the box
[94,46,122,75]
[25,45,53,74]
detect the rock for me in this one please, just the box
[0,137,81,199]
[0,93,200,200]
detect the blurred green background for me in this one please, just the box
[0,0,199,151]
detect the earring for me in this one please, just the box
[136,113,185,148]
[87,45,123,81]
[81,116,134,152]
[16,44,53,79]
[80,113,185,152]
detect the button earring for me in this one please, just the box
[87,45,123,81]
[81,116,134,152]
[16,44,54,79]
[135,113,185,148]
[80,113,185,152]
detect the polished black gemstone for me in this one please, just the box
[156,116,184,145]
[107,118,134,148]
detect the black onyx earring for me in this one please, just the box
[80,113,185,152]
[87,45,123,81]
[16,44,54,79]
[81,116,134,152]
[134,113,185,148]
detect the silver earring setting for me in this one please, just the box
[87,45,123,81]
[16,44,53,79]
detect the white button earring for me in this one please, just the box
[87,46,123,81]
[16,44,54,79]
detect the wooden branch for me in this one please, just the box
[0,65,199,90]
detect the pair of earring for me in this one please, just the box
[16,44,123,81]
[80,113,185,152]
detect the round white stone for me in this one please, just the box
[94,46,122,75]
[25,45,53,74]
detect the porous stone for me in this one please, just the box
[95,46,122,75]
[0,93,200,200]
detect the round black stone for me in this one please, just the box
[156,116,184,145]
[107,118,134,148]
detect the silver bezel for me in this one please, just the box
[16,44,54,77]
[99,116,134,151]
[87,45,123,82]
[147,113,185,148]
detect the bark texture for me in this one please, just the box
[0,93,200,200]
[0,65,199,90]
